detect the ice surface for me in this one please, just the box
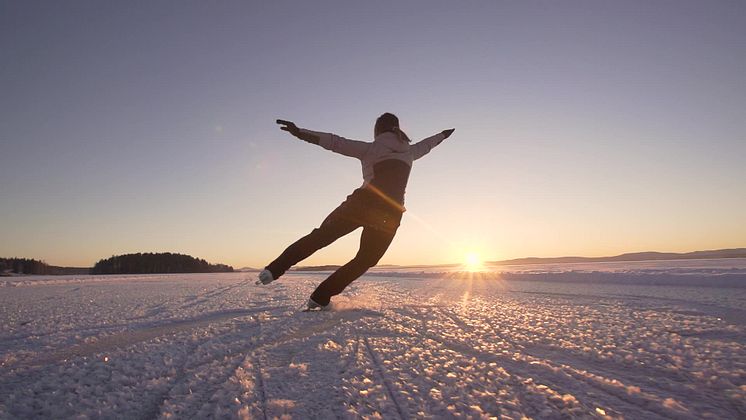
[1,260,745,418]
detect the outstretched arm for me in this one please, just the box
[276,119,370,159]
[277,119,319,144]
[411,128,455,160]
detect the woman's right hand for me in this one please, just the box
[277,119,300,136]
[441,128,455,139]
[276,119,320,145]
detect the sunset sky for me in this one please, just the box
[2,1,745,269]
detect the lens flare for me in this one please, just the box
[464,252,483,272]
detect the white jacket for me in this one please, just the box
[300,129,446,184]
[298,129,447,208]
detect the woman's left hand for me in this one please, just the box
[441,128,455,138]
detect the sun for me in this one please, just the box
[464,252,483,272]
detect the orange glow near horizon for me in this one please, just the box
[463,252,484,272]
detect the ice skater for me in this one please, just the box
[258,113,455,310]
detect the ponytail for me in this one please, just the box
[392,126,411,143]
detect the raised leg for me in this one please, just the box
[265,216,358,280]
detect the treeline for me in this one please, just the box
[91,252,233,274]
[0,258,51,275]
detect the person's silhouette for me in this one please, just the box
[259,113,455,310]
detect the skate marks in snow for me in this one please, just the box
[1,313,264,418]
[2,272,746,418]
[136,290,385,419]
[366,282,744,418]
[361,336,409,419]
[150,283,388,417]
[1,275,285,418]
[413,293,745,418]
[413,321,673,418]
[518,288,746,326]
[238,294,612,418]
[127,277,261,320]
[28,307,275,367]
[0,274,261,359]
[0,279,272,366]
[194,306,387,418]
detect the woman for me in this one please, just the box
[259,113,455,310]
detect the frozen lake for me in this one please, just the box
[2,260,745,418]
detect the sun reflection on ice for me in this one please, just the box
[461,290,471,308]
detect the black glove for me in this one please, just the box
[276,119,300,136]
[441,128,455,139]
[276,119,320,145]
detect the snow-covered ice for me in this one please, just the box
[1,259,745,418]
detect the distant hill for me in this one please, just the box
[91,252,233,274]
[7,248,744,276]
[288,249,746,272]
[488,248,746,266]
[291,265,342,272]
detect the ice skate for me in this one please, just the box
[256,269,275,285]
[303,297,329,312]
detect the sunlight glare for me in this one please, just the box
[464,252,483,272]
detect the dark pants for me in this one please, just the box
[266,189,402,306]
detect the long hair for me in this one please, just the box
[375,113,411,143]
